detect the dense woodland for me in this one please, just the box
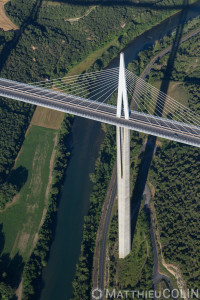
[0,0,199,299]
[72,15,200,299]
[0,99,34,209]
[150,142,200,289]
[71,124,117,299]
[128,16,200,291]
[2,0,193,81]
[147,33,200,289]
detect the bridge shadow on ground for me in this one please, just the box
[0,224,24,300]
[0,0,43,76]
[130,0,188,297]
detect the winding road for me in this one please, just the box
[93,23,200,300]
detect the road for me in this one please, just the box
[93,25,200,300]
[98,180,117,291]
[0,78,200,148]
[144,184,177,300]
[141,26,200,79]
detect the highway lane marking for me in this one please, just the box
[1,80,200,133]
[1,84,200,142]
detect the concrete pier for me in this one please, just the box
[116,53,131,258]
[117,126,131,258]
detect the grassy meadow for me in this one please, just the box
[0,125,57,261]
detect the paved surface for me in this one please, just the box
[98,180,117,291]
[144,185,177,300]
[141,26,200,79]
[0,78,200,148]
[91,25,200,299]
[92,162,117,291]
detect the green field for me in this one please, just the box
[0,125,57,261]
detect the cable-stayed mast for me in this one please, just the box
[116,53,131,258]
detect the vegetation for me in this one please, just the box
[0,125,57,258]
[0,0,197,209]
[150,142,200,290]
[128,15,200,76]
[0,97,34,209]
[129,16,200,292]
[0,282,13,300]
[71,124,116,299]
[107,206,154,296]
[31,106,64,129]
[22,115,73,300]
[0,0,193,211]
[71,11,200,300]
[71,125,154,299]
[103,130,153,296]
[3,0,197,82]
[0,0,199,298]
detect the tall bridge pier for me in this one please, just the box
[1,53,199,259]
[116,53,131,258]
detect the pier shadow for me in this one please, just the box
[130,0,189,295]
[154,0,189,117]
[131,0,189,224]
[0,224,24,299]
[130,135,156,242]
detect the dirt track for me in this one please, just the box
[0,0,18,31]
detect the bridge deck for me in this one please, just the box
[0,78,200,148]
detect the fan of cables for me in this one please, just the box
[27,67,200,129]
[29,67,119,105]
[126,69,200,128]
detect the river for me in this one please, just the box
[40,2,200,300]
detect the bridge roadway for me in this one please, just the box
[0,77,200,148]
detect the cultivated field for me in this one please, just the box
[0,0,18,31]
[31,106,64,129]
[0,125,57,260]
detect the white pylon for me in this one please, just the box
[116,53,131,259]
[117,53,129,120]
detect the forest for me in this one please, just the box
[0,0,199,298]
[71,14,200,299]
[148,33,200,289]
[0,0,191,212]
[71,125,154,299]
[127,15,200,292]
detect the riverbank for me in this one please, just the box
[0,2,200,300]
[22,114,74,300]
[38,3,200,299]
[92,14,200,298]
[16,6,200,300]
